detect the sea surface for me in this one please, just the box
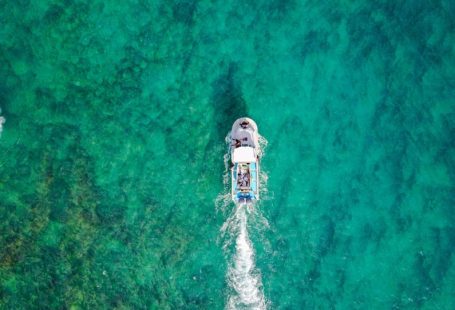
[1,0,454,309]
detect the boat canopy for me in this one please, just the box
[232,147,256,163]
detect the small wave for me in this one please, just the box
[215,192,232,215]
[0,116,5,137]
[258,134,268,158]
[223,131,233,187]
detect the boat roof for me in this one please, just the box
[232,147,256,163]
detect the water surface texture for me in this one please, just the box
[1,0,454,309]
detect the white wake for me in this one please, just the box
[224,204,266,310]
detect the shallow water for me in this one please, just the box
[1,0,454,309]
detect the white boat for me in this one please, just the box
[230,117,260,203]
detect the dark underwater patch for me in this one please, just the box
[211,63,248,139]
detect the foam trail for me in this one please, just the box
[224,204,266,310]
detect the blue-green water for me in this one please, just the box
[1,0,454,309]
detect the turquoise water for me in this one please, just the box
[1,0,454,308]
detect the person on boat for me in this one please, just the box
[240,174,248,187]
[231,138,241,148]
[240,120,249,128]
[237,166,248,187]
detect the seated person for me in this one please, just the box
[240,120,249,129]
[239,173,249,187]
[232,138,241,148]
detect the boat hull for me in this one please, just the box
[230,117,260,203]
